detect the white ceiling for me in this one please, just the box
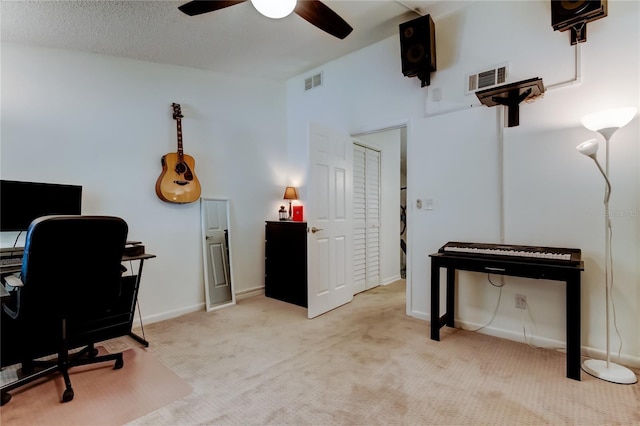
[1,0,473,81]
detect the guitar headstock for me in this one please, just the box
[171,103,183,120]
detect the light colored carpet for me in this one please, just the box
[124,280,639,425]
[0,346,192,425]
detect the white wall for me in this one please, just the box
[286,1,639,364]
[1,43,288,322]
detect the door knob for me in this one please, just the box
[311,226,324,233]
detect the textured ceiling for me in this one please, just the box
[1,1,472,81]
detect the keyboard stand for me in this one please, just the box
[429,252,584,381]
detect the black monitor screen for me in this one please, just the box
[0,180,82,232]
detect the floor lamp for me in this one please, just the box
[576,106,637,385]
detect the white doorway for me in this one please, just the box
[353,142,381,294]
[352,127,406,292]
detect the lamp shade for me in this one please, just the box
[283,186,298,200]
[581,107,637,132]
[251,0,296,19]
[576,139,599,159]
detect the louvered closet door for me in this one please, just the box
[353,144,380,294]
[353,146,367,293]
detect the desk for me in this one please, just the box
[429,252,584,380]
[1,247,156,347]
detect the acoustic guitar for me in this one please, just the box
[155,103,201,204]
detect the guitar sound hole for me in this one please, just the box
[175,162,187,174]
[175,162,194,181]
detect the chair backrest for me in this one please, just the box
[16,215,128,353]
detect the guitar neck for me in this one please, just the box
[176,119,184,159]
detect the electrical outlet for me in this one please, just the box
[515,294,527,309]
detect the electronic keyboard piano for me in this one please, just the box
[429,241,584,380]
[439,241,582,265]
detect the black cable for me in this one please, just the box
[12,231,23,248]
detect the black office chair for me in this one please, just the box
[1,215,131,405]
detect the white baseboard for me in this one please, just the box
[409,310,640,369]
[138,286,265,326]
[409,308,428,321]
[235,285,264,301]
[140,303,204,325]
[382,275,402,285]
[580,344,640,369]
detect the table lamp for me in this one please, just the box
[576,107,637,384]
[283,186,298,220]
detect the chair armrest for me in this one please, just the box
[1,275,22,319]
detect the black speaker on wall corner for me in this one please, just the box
[399,14,436,87]
[551,0,607,45]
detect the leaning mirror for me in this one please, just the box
[200,198,235,311]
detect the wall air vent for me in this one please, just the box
[305,73,323,91]
[465,63,508,95]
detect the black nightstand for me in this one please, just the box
[265,221,307,308]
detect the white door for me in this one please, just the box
[201,198,233,311]
[307,122,353,319]
[353,143,381,294]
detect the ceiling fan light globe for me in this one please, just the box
[251,0,297,19]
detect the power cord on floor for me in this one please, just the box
[459,274,567,353]
[520,298,565,352]
[460,274,503,333]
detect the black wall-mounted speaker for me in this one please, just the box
[551,0,607,44]
[399,14,436,87]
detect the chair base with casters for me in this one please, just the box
[1,319,125,405]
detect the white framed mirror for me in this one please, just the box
[200,198,236,311]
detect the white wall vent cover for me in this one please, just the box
[465,63,508,95]
[305,72,322,91]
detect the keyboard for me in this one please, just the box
[439,242,582,265]
[0,257,22,266]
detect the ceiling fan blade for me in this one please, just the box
[294,1,353,40]
[178,0,247,17]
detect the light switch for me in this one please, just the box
[416,199,422,209]
[432,88,442,102]
[425,198,434,210]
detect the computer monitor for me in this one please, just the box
[0,180,82,232]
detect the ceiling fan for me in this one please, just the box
[178,0,353,40]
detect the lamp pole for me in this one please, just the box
[602,132,612,370]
